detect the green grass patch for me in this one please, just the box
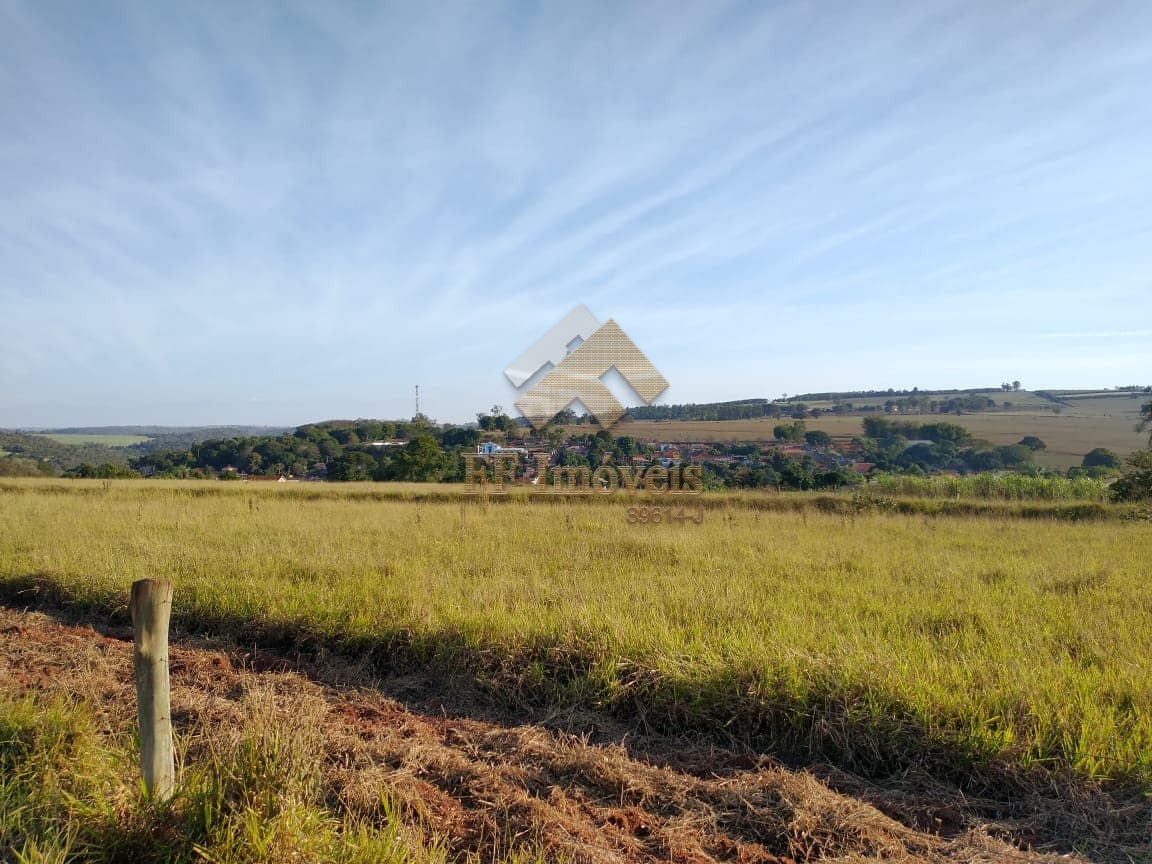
[41,434,152,447]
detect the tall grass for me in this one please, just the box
[2,480,1151,791]
[0,477,1139,520]
[867,472,1111,501]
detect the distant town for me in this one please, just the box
[4,386,1149,498]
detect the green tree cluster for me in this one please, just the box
[1113,451,1152,502]
[856,417,1034,474]
[773,421,806,442]
[132,419,473,481]
[62,463,141,479]
[627,399,784,421]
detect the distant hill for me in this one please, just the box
[615,388,1150,469]
[39,426,292,453]
[0,426,293,473]
[0,431,135,470]
[786,387,1012,401]
[34,425,291,438]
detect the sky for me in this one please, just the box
[2,0,1151,428]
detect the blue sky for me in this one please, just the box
[2,0,1151,427]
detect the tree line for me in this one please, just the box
[8,398,1151,501]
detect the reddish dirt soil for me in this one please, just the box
[0,607,1124,862]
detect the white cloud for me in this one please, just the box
[2,0,1151,425]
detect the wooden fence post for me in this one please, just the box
[130,578,175,800]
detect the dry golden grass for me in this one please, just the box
[1,479,1150,791]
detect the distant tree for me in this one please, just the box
[329,428,360,446]
[773,421,806,442]
[777,457,815,490]
[917,422,971,445]
[612,435,639,461]
[0,457,55,478]
[585,429,614,465]
[545,425,566,447]
[804,430,832,448]
[1139,400,1152,447]
[861,416,892,438]
[476,407,517,433]
[962,447,1003,472]
[63,463,139,479]
[814,466,863,489]
[1012,380,1021,391]
[555,450,589,468]
[1113,451,1152,501]
[328,452,376,481]
[995,444,1036,469]
[1083,448,1121,469]
[897,442,946,471]
[1018,436,1047,451]
[390,436,448,481]
[441,427,480,449]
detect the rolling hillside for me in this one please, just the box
[611,389,1148,469]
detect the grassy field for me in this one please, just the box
[865,472,1112,501]
[2,480,1150,782]
[2,479,1150,861]
[40,433,153,447]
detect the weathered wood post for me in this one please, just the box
[130,578,175,800]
